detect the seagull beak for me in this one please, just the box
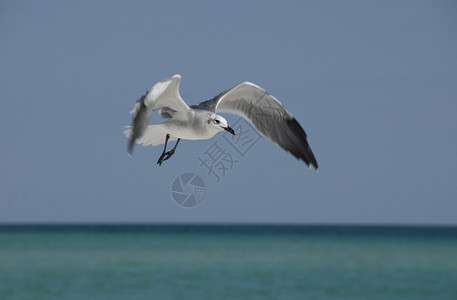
[224,126,235,135]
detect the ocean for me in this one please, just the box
[0,225,456,300]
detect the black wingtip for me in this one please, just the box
[287,118,319,171]
[307,158,319,172]
[127,140,135,157]
[306,143,319,171]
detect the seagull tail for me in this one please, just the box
[123,124,176,151]
[138,124,177,146]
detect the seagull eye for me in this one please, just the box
[214,119,220,124]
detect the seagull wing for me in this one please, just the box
[196,82,318,170]
[131,74,190,120]
[126,74,190,155]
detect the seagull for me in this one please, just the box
[124,74,318,170]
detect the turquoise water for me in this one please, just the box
[0,225,456,300]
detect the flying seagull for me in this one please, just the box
[124,74,318,170]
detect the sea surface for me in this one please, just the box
[0,225,456,300]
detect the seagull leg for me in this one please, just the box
[157,134,170,166]
[161,138,181,163]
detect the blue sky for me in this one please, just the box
[1,1,456,224]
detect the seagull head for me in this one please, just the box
[208,114,235,135]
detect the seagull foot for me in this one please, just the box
[156,150,175,166]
